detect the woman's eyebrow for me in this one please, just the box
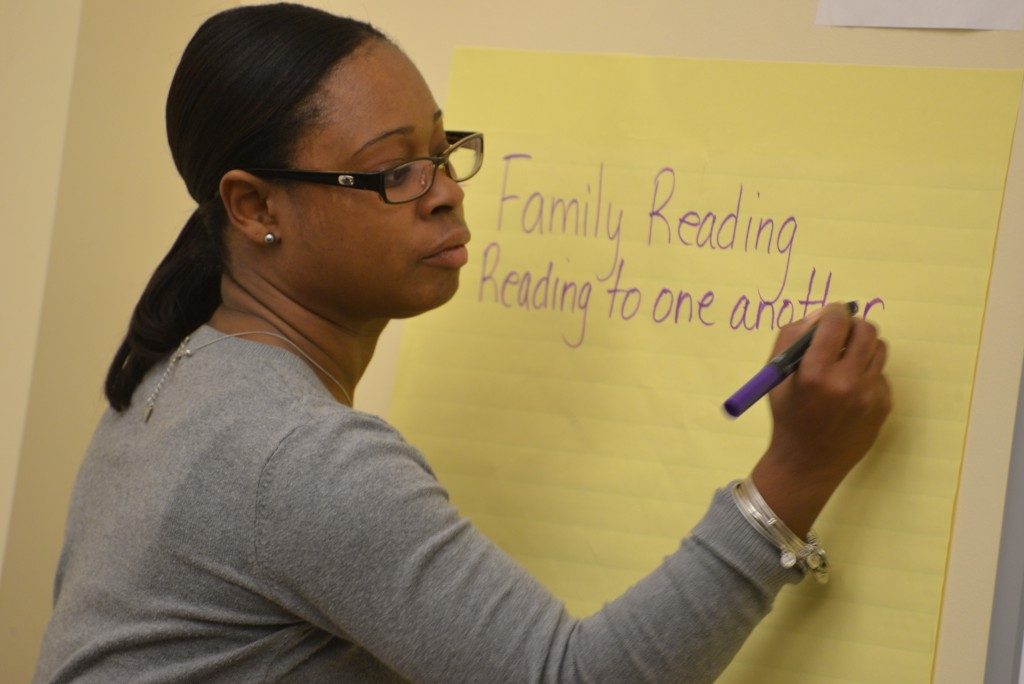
[354,109,444,155]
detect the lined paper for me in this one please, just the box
[391,49,1022,682]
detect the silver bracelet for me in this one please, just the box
[731,478,830,584]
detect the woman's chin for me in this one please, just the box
[394,275,462,320]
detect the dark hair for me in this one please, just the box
[105,3,386,410]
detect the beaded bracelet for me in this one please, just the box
[731,478,830,584]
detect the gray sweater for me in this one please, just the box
[35,325,799,683]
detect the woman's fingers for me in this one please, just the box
[838,317,880,372]
[769,302,845,358]
[800,303,853,373]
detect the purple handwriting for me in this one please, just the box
[498,154,622,282]
[478,241,592,348]
[649,169,796,302]
[477,154,885,348]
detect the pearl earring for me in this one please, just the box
[263,233,278,245]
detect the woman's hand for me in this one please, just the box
[750,302,892,537]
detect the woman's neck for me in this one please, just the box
[208,272,386,406]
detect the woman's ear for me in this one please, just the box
[218,170,279,245]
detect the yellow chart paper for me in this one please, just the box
[391,49,1022,682]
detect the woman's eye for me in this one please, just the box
[384,164,413,187]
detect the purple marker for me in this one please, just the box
[723,301,859,418]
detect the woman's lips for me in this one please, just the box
[421,244,469,268]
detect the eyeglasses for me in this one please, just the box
[244,131,484,204]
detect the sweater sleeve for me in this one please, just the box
[254,410,801,683]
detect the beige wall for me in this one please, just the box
[0,0,82,579]
[2,1,1022,682]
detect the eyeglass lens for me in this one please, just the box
[446,136,483,181]
[382,135,483,203]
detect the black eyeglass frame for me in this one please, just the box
[243,130,484,204]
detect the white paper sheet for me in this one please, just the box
[817,0,1024,30]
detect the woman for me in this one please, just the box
[34,3,890,682]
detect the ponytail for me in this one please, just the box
[104,203,223,410]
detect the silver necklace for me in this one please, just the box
[143,330,352,422]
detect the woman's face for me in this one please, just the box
[261,40,471,327]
